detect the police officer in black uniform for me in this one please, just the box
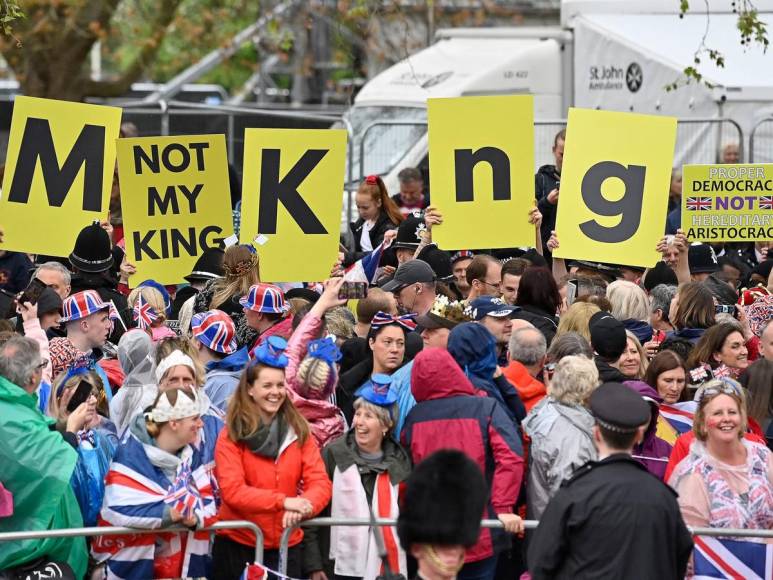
[527,383,693,579]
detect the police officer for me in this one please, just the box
[527,383,693,579]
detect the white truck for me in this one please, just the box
[341,0,773,206]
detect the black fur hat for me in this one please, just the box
[397,450,488,550]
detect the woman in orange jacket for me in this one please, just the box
[213,336,332,580]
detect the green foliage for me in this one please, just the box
[0,0,24,38]
[668,0,768,91]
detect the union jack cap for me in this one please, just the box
[239,284,289,314]
[60,290,110,323]
[191,310,238,354]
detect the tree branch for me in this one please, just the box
[83,0,185,98]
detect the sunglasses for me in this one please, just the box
[697,380,740,402]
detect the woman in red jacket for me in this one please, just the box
[214,336,332,580]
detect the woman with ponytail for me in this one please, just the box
[345,175,403,267]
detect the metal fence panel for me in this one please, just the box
[750,118,773,163]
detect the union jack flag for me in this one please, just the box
[132,294,158,330]
[686,197,713,211]
[344,240,386,283]
[659,401,697,435]
[693,536,773,579]
[759,195,773,211]
[164,461,202,520]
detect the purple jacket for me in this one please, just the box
[623,381,673,480]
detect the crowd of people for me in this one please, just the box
[0,129,771,580]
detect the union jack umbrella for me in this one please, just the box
[686,196,713,211]
[132,294,158,331]
[759,195,773,211]
[164,461,202,520]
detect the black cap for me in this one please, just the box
[381,259,436,293]
[184,248,225,283]
[590,382,651,433]
[397,449,488,550]
[416,244,453,283]
[688,244,719,274]
[589,311,627,360]
[643,261,678,292]
[571,260,622,282]
[69,223,113,273]
[285,287,321,304]
[392,212,426,250]
[36,287,63,316]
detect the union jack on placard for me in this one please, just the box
[693,536,773,579]
[686,197,713,211]
[759,195,773,211]
[164,461,202,520]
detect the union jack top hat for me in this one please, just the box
[239,284,290,314]
[191,310,238,355]
[60,290,110,323]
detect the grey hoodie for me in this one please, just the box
[522,396,597,519]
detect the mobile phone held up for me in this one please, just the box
[338,281,368,300]
[18,277,47,306]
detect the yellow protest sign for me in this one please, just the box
[553,108,677,268]
[428,95,535,249]
[681,164,773,241]
[239,128,347,282]
[0,96,122,256]
[117,134,234,285]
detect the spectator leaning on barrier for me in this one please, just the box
[0,336,88,579]
[214,337,331,580]
[403,347,524,580]
[303,374,412,579]
[528,383,693,580]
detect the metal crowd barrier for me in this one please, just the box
[277,517,773,576]
[750,117,773,163]
[0,519,264,564]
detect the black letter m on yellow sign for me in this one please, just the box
[7,117,105,212]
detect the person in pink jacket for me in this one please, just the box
[285,278,348,448]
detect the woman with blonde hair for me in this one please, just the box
[128,284,176,342]
[523,355,600,519]
[214,336,331,579]
[617,331,649,380]
[193,244,261,348]
[555,301,600,342]
[607,280,653,344]
[669,379,772,540]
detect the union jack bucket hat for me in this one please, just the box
[60,290,110,323]
[191,310,238,354]
[239,284,290,314]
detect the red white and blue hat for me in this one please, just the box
[60,290,110,323]
[191,310,238,355]
[239,284,290,314]
[450,250,475,264]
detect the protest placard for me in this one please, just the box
[554,108,677,268]
[239,128,347,282]
[428,95,535,250]
[117,134,234,284]
[681,164,773,241]
[0,96,122,256]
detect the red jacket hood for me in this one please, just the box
[411,348,476,402]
